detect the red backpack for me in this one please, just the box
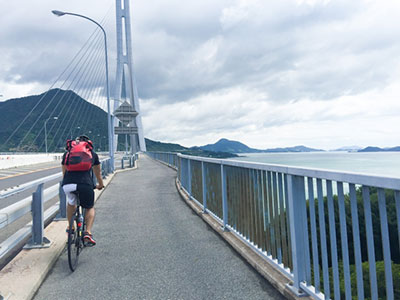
[64,140,93,171]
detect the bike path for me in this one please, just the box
[34,155,284,299]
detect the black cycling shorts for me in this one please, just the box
[63,183,95,209]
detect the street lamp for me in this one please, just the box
[44,117,58,154]
[69,126,81,139]
[52,9,114,170]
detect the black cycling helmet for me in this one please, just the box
[77,135,90,142]
[76,135,94,150]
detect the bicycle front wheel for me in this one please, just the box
[67,213,81,271]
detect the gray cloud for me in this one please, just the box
[0,0,115,92]
[129,0,400,105]
[3,0,399,105]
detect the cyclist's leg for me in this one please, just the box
[85,207,95,234]
[76,184,96,245]
[63,184,78,228]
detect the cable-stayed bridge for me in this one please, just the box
[1,1,400,299]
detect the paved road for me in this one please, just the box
[34,155,285,299]
[0,161,61,191]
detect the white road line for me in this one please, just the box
[1,164,58,172]
[0,166,58,176]
[0,170,23,174]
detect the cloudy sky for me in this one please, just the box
[1,0,400,150]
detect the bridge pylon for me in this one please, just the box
[114,0,146,153]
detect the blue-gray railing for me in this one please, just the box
[148,151,178,169]
[0,157,113,265]
[148,151,400,300]
[120,153,139,169]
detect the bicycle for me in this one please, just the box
[67,191,86,272]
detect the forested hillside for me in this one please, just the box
[0,89,107,152]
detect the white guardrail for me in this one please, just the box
[0,153,63,170]
[0,158,113,266]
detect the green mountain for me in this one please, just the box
[145,138,237,158]
[198,138,260,153]
[197,138,323,153]
[145,138,188,152]
[0,89,108,152]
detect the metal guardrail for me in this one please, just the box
[147,152,178,170]
[101,158,113,177]
[0,173,62,199]
[0,158,113,265]
[120,153,138,169]
[148,151,400,300]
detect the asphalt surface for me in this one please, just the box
[0,161,61,192]
[34,155,285,300]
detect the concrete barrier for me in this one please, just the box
[0,154,63,170]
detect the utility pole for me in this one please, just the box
[44,116,58,154]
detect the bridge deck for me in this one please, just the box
[34,155,284,299]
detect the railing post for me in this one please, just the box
[202,161,207,213]
[187,159,192,197]
[286,174,307,296]
[55,181,67,220]
[101,162,106,178]
[179,157,183,186]
[221,164,229,231]
[24,183,51,249]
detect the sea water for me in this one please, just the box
[229,151,400,179]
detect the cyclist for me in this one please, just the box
[61,135,104,246]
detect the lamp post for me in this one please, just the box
[69,126,81,140]
[52,10,114,170]
[44,117,58,154]
[103,136,107,151]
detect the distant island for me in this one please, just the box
[145,138,238,158]
[195,138,324,153]
[145,138,325,157]
[358,146,400,152]
[146,137,400,156]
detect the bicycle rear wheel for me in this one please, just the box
[67,213,81,271]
